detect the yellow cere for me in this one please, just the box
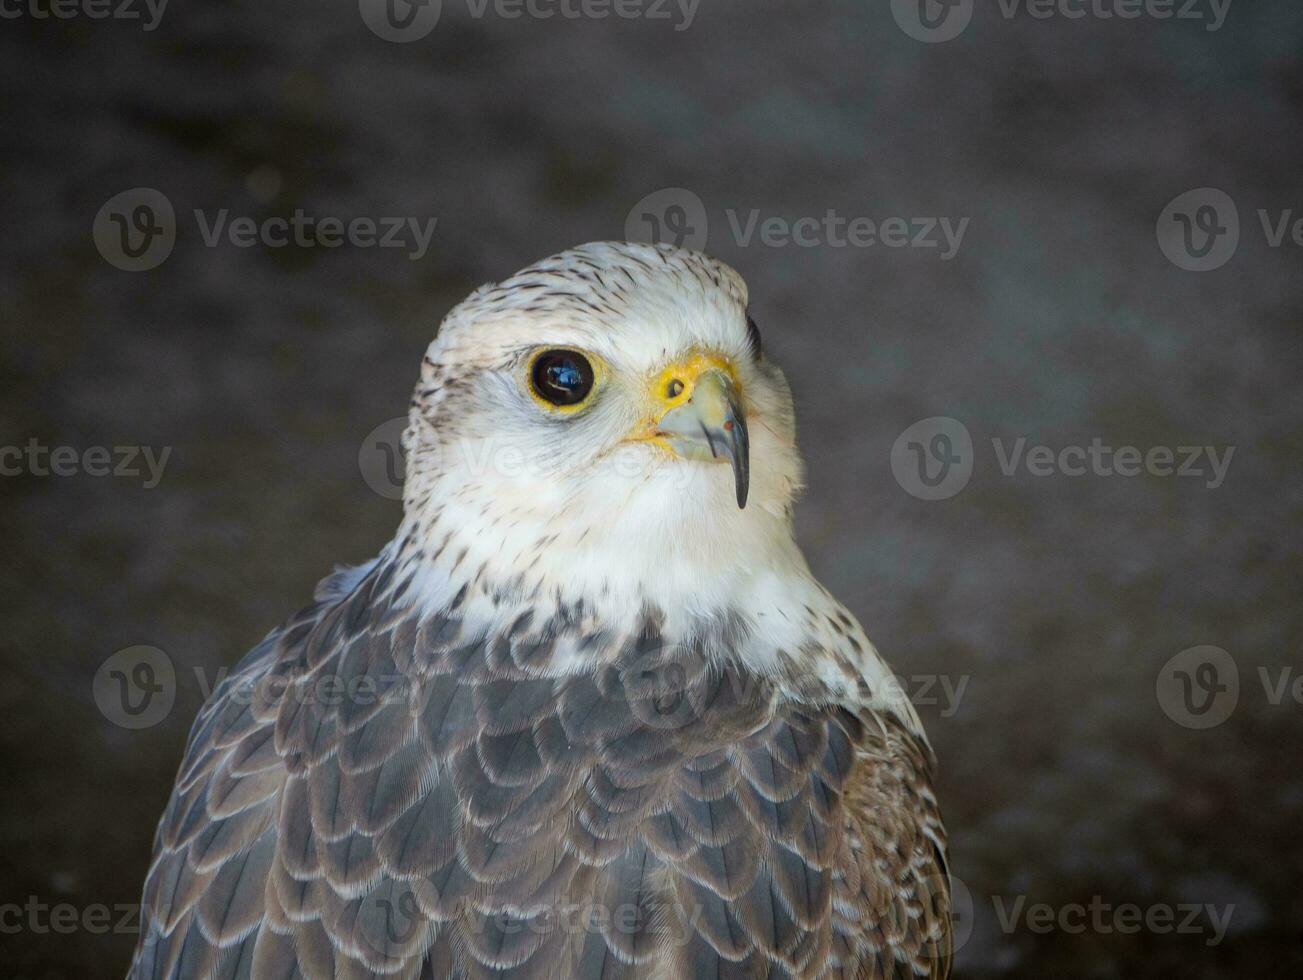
[648,350,738,411]
[625,349,739,449]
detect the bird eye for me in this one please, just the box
[529,349,595,408]
[745,314,762,358]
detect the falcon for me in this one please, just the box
[131,242,951,979]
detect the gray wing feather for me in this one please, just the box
[131,561,950,978]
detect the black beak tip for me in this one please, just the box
[730,418,750,510]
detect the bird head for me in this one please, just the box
[400,242,807,613]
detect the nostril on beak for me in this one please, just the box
[652,368,750,510]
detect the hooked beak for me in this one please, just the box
[647,356,750,509]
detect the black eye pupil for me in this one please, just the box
[549,362,581,389]
[746,314,762,358]
[531,349,595,407]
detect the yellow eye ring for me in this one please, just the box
[524,347,606,413]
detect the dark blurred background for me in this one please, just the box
[2,0,1301,976]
